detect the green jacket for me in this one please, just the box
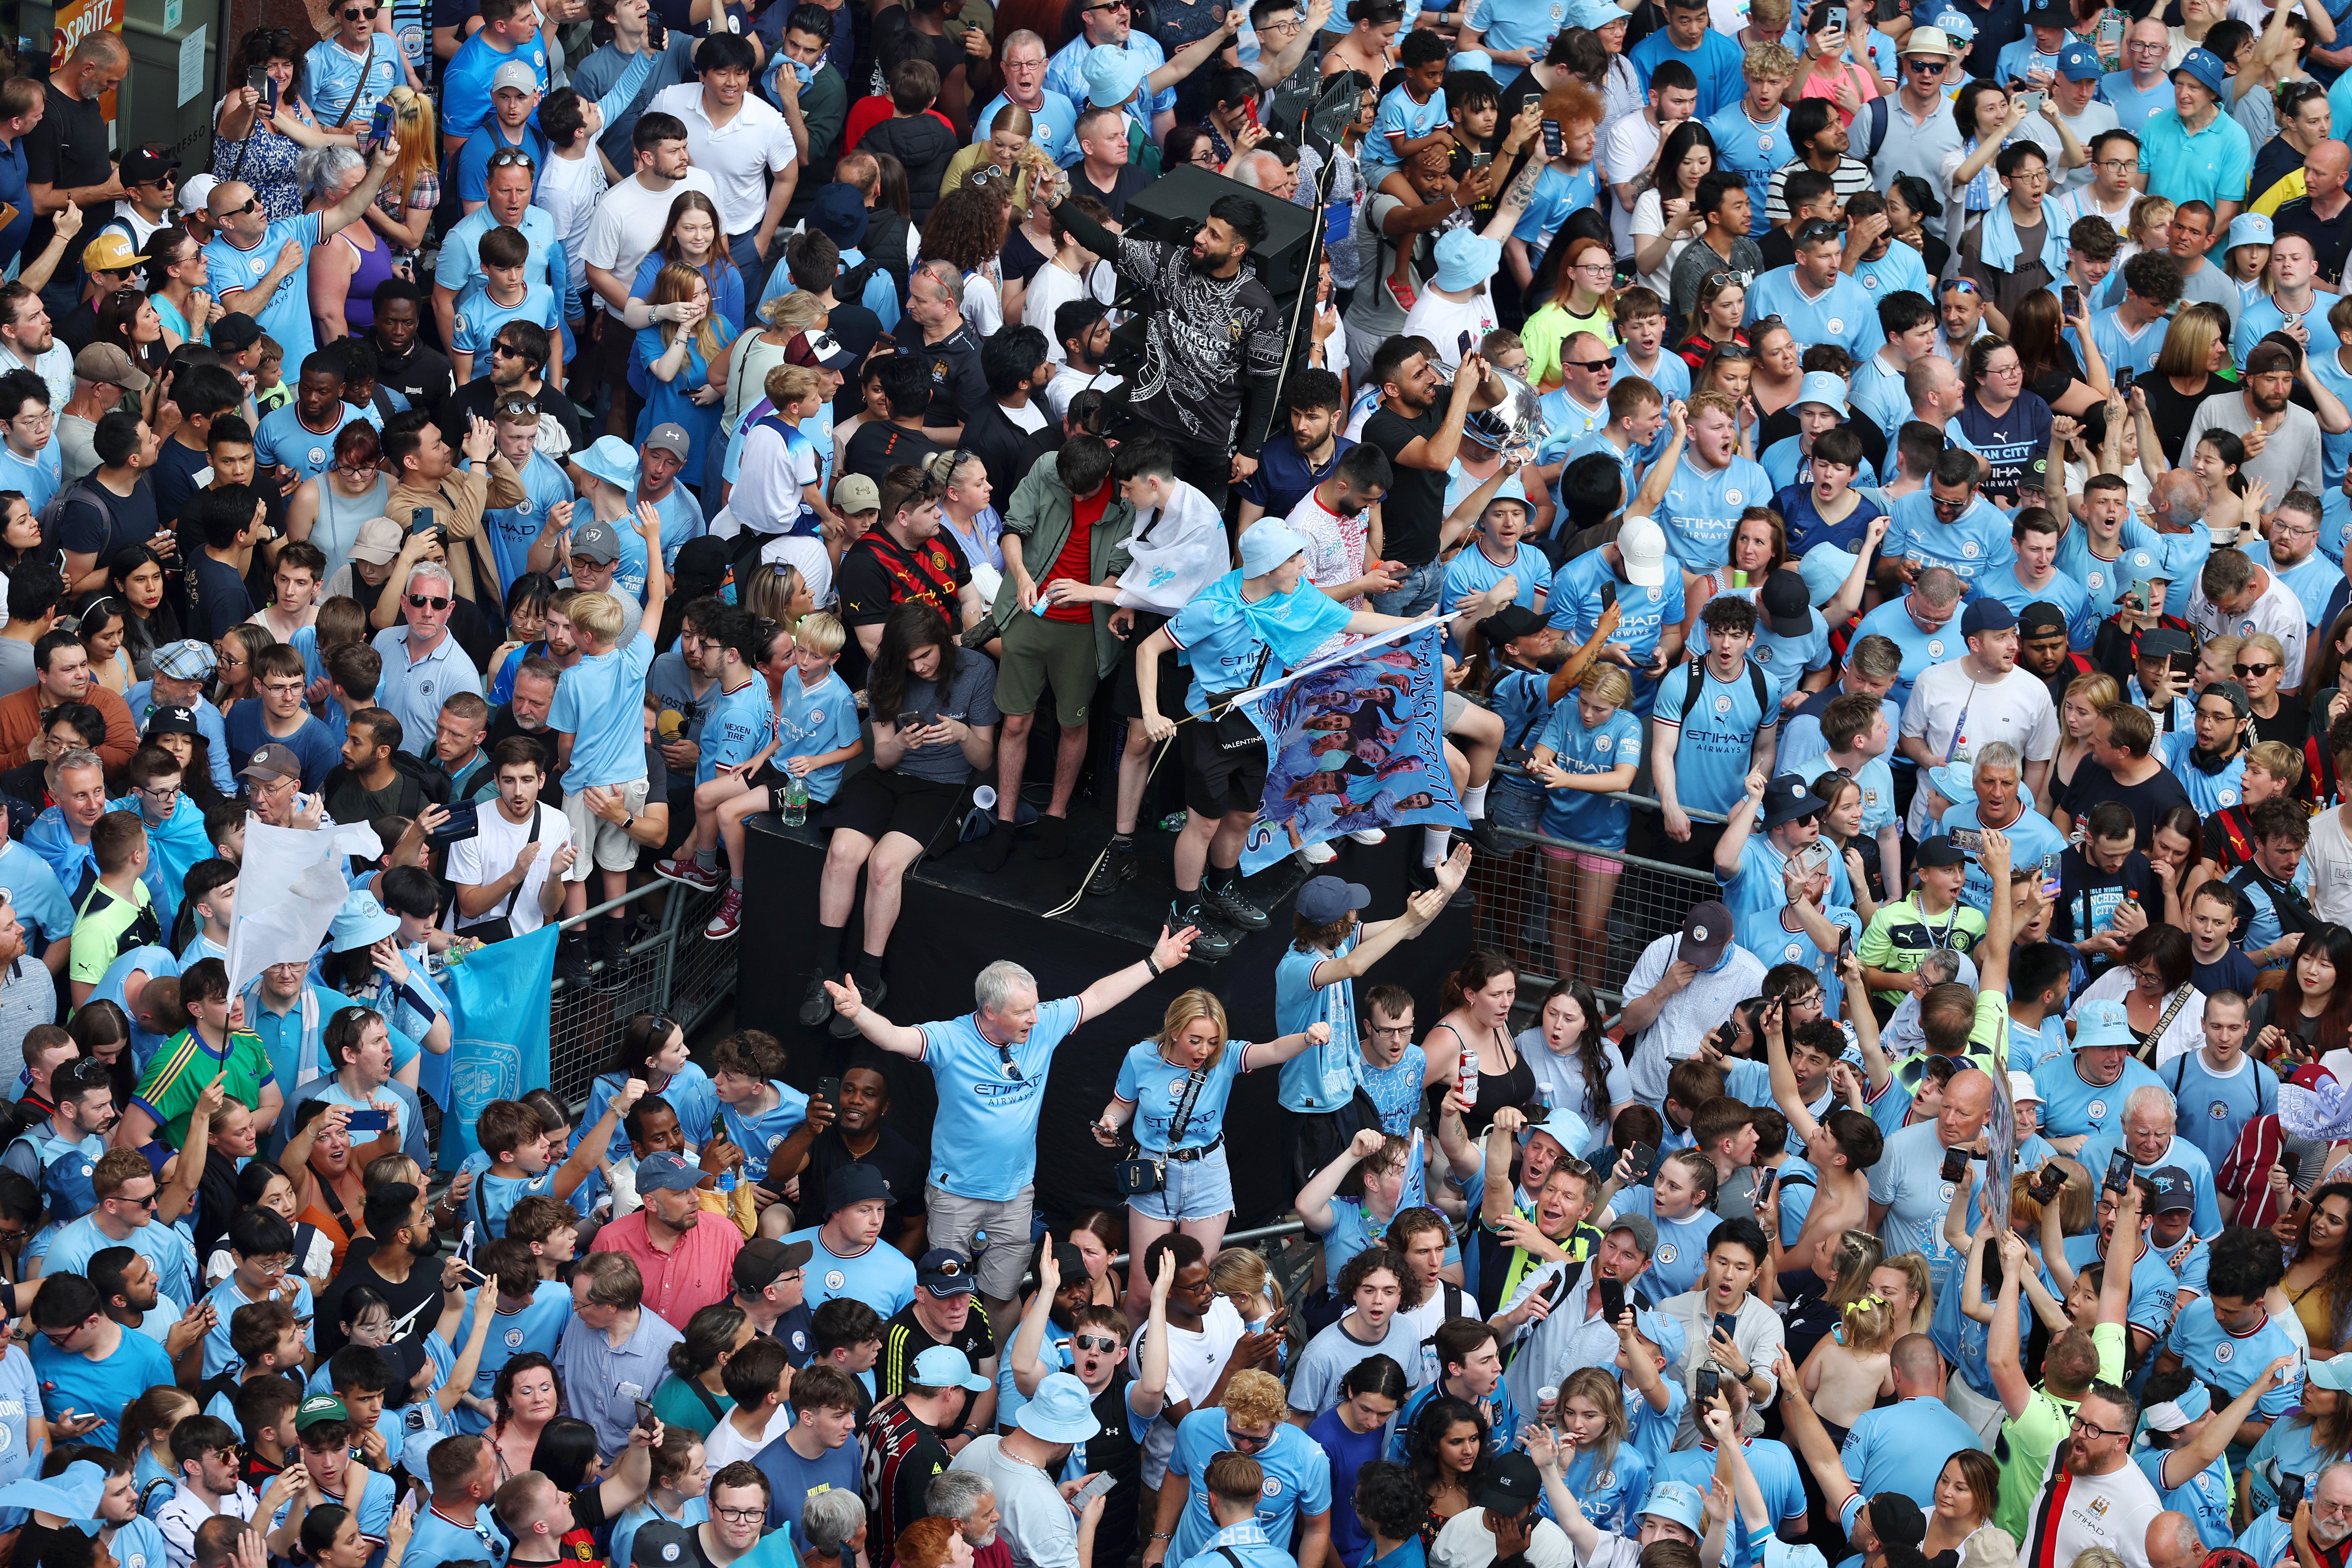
[970,448,1138,676]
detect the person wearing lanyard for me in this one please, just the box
[1091,990,1333,1326]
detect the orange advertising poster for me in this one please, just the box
[50,0,124,121]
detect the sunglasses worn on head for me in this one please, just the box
[488,148,537,169]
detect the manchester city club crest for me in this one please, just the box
[825,1269,846,1290]
[1656,1242,1677,1264]
[2088,1099,2108,1121]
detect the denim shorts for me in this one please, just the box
[1127,1141,1234,1223]
[1490,780,1543,834]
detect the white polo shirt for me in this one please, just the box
[2188,561,2311,688]
[646,84,797,238]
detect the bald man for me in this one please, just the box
[2271,139,2352,287]
[1867,1067,1995,1259]
[1834,1335,1986,1510]
[2143,1513,2203,1568]
[202,142,400,388]
[24,32,128,315]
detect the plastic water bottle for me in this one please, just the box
[782,771,809,827]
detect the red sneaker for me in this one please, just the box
[656,857,723,891]
[704,888,743,940]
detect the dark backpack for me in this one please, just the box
[37,478,117,560]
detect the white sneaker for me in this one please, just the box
[1297,839,1338,866]
[1348,828,1388,845]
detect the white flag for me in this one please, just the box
[224,815,383,998]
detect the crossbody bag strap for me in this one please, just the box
[495,806,543,921]
[1163,1063,1212,1152]
[2149,981,2197,1051]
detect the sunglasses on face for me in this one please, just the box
[2235,663,2276,677]
[1564,357,1613,371]
[220,196,261,218]
[408,594,450,610]
[1073,1332,1121,1352]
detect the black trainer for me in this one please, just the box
[1170,900,1238,960]
[798,968,838,1028]
[833,973,888,1038]
[1086,844,1138,897]
[1199,880,1271,930]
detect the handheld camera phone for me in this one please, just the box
[2104,1148,2135,1194]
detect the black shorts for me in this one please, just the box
[823,766,966,849]
[1181,702,1267,819]
[1113,611,1191,720]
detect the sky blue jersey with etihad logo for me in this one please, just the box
[1883,489,2016,586]
[1657,456,1775,573]
[918,996,1084,1199]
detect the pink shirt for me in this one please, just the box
[589,1206,745,1330]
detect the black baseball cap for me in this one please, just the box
[1916,835,1967,868]
[734,1237,812,1291]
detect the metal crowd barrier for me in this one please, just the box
[540,879,741,1107]
[1473,773,1731,1004]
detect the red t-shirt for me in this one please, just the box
[1044,487,1107,623]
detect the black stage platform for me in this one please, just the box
[737,804,1474,1229]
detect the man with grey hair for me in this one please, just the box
[971,30,1078,164]
[797,1482,865,1562]
[906,259,988,444]
[2190,546,2310,690]
[1938,740,2067,914]
[370,558,482,759]
[1230,146,1298,202]
[2078,1085,2224,1235]
[2143,1512,2203,1568]
[825,928,1199,1337]
[26,31,131,319]
[927,1468,1000,1547]
[2231,1459,2352,1568]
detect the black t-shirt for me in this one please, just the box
[2142,370,2231,467]
[486,706,564,806]
[843,420,946,485]
[152,437,212,525]
[186,551,257,641]
[800,1122,927,1229]
[2274,194,2352,287]
[1363,404,1448,566]
[2056,760,2194,852]
[1001,226,1050,288]
[1082,1368,1146,1567]
[2254,692,2309,752]
[2052,842,2164,945]
[966,400,1059,506]
[314,1240,445,1359]
[23,86,111,286]
[323,763,414,826]
[58,472,161,562]
[54,301,96,356]
[1070,161,1151,222]
[444,374,584,451]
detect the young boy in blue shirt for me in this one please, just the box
[468,1080,644,1237]
[704,612,864,941]
[452,225,565,389]
[547,507,664,976]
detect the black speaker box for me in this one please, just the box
[1116,163,1321,309]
